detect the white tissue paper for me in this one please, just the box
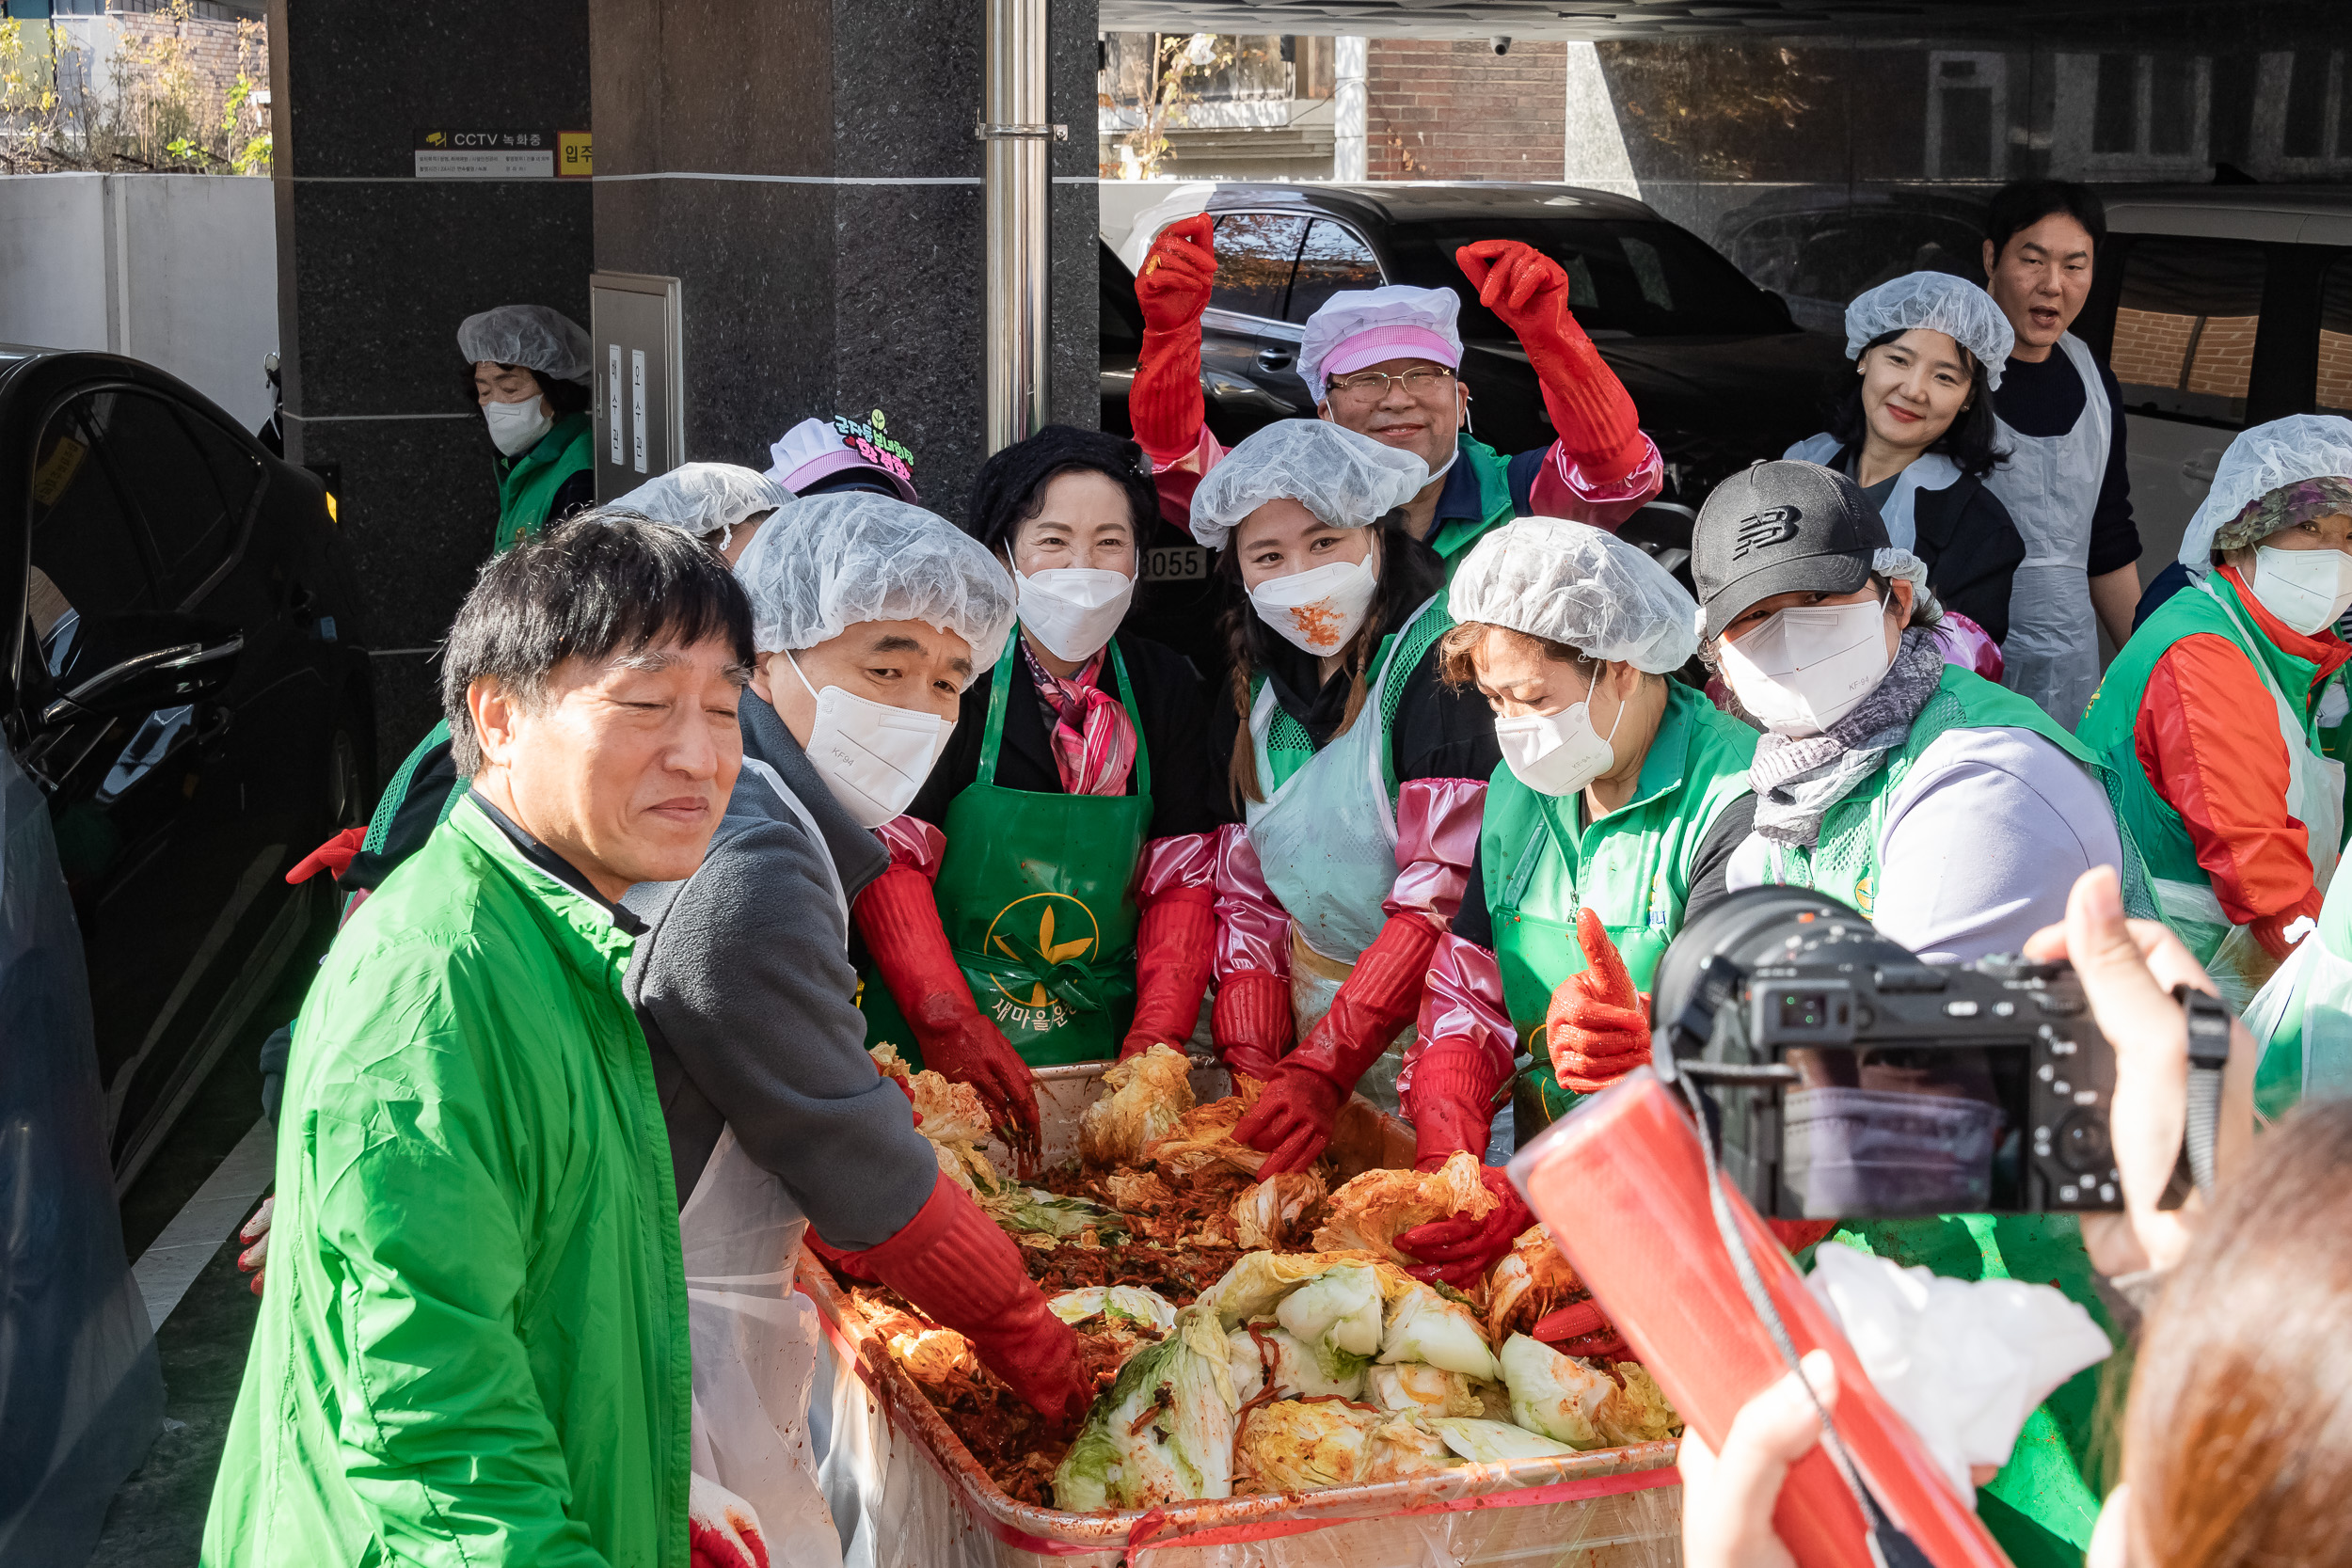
[1804,1243,2113,1500]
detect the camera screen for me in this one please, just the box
[1779,1047,2028,1216]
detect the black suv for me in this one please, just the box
[4,347,374,1189]
[1108,182,1850,507]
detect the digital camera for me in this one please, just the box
[1650,887,2122,1217]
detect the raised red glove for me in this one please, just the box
[688,1473,771,1568]
[1121,888,1215,1059]
[1234,914,1440,1175]
[1212,969,1295,1084]
[853,864,1041,1154]
[1545,909,1652,1094]
[1531,1299,1629,1362]
[841,1174,1092,1431]
[1455,239,1645,486]
[286,825,368,884]
[1129,214,1216,461]
[1395,1165,1533,1288]
[1406,1037,1504,1172]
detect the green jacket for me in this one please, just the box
[203,798,691,1568]
[496,411,595,553]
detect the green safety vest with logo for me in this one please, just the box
[1479,680,1756,1139]
[1756,662,2145,1567]
[495,410,595,554]
[1422,433,1521,573]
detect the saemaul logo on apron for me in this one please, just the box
[984,893,1102,1031]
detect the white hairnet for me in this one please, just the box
[1297,284,1463,399]
[732,492,1016,659]
[1844,273,2014,390]
[615,464,787,544]
[1188,420,1429,550]
[2180,414,2352,571]
[457,304,592,384]
[1449,516,1698,673]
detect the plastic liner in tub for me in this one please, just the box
[805,1058,1683,1566]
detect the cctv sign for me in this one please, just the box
[414,128,557,179]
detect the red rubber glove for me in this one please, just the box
[286,825,368,884]
[841,1174,1093,1431]
[1455,238,1646,486]
[853,864,1041,1155]
[1234,914,1440,1175]
[689,1473,771,1568]
[1129,214,1216,460]
[1121,887,1215,1059]
[1531,1299,1630,1363]
[1395,1165,1534,1288]
[1546,909,1652,1094]
[1406,1037,1503,1172]
[237,1196,273,1297]
[1212,969,1295,1084]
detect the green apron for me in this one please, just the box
[1482,682,1757,1141]
[859,633,1153,1067]
[494,410,594,553]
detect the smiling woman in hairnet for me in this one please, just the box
[1192,420,1501,1182]
[2080,414,2352,1012]
[458,304,597,552]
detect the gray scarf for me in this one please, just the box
[1750,628,1947,847]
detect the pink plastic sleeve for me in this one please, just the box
[1383,777,1486,930]
[1396,933,1517,1100]
[1211,822,1291,982]
[1525,434,1664,532]
[1146,421,1226,478]
[873,815,946,882]
[1931,610,2005,683]
[1136,831,1216,908]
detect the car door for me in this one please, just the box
[1203,211,1315,420]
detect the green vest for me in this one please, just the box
[1481,683,1756,1135]
[1424,434,1519,571]
[495,411,595,553]
[2079,571,2341,972]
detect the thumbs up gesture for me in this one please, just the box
[1544,909,1652,1094]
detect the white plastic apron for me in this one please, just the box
[2247,919,2352,1109]
[2150,582,2347,1012]
[1986,333,2110,729]
[679,758,850,1567]
[1243,596,1437,1109]
[1785,432,1963,552]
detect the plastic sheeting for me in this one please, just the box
[0,745,164,1564]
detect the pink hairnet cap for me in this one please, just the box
[766,416,919,502]
[1297,285,1464,398]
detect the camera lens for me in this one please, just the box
[2054,1110,2110,1175]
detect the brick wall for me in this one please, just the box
[2319,330,2352,414]
[113,8,262,108]
[1365,39,1563,182]
[2111,306,2257,401]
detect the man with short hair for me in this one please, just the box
[1979,178,2143,726]
[203,516,754,1568]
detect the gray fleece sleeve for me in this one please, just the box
[633,819,939,1248]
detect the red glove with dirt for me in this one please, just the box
[1121,886,1216,1059]
[1395,1165,1534,1288]
[1212,969,1295,1084]
[1234,914,1440,1175]
[853,864,1041,1156]
[1455,238,1647,486]
[1545,909,1652,1094]
[1129,214,1217,460]
[689,1474,771,1568]
[830,1174,1093,1432]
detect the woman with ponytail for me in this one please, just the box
[1191,420,1500,1178]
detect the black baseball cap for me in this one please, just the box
[1692,460,1890,639]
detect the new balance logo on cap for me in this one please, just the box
[1733,506,1803,558]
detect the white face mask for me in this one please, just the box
[2249,545,2352,636]
[785,650,953,828]
[1493,678,1627,798]
[1717,595,1895,736]
[483,395,553,456]
[1009,552,1136,662]
[1249,552,1380,657]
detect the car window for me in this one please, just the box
[28,397,167,664]
[1210,212,1309,321]
[2317,253,2352,419]
[95,391,251,607]
[2108,236,2266,424]
[1286,219,1382,324]
[1383,217,1790,338]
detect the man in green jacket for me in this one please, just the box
[203,516,756,1568]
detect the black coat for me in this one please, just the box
[1912,468,2026,646]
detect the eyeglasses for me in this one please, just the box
[1326,366,1457,402]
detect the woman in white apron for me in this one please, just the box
[1784,271,2025,657]
[1185,420,1499,1177]
[2079,416,2352,1011]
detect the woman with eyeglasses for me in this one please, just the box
[1129,217,1662,571]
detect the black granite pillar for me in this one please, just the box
[268,0,594,778]
[588,0,1099,520]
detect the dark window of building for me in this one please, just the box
[2093,55,2137,154]
[2148,56,2197,157]
[2317,254,2352,418]
[2209,53,2257,168]
[1286,220,1381,323]
[1209,213,1308,320]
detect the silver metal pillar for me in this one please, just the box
[979,0,1061,453]
[1334,37,1368,182]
